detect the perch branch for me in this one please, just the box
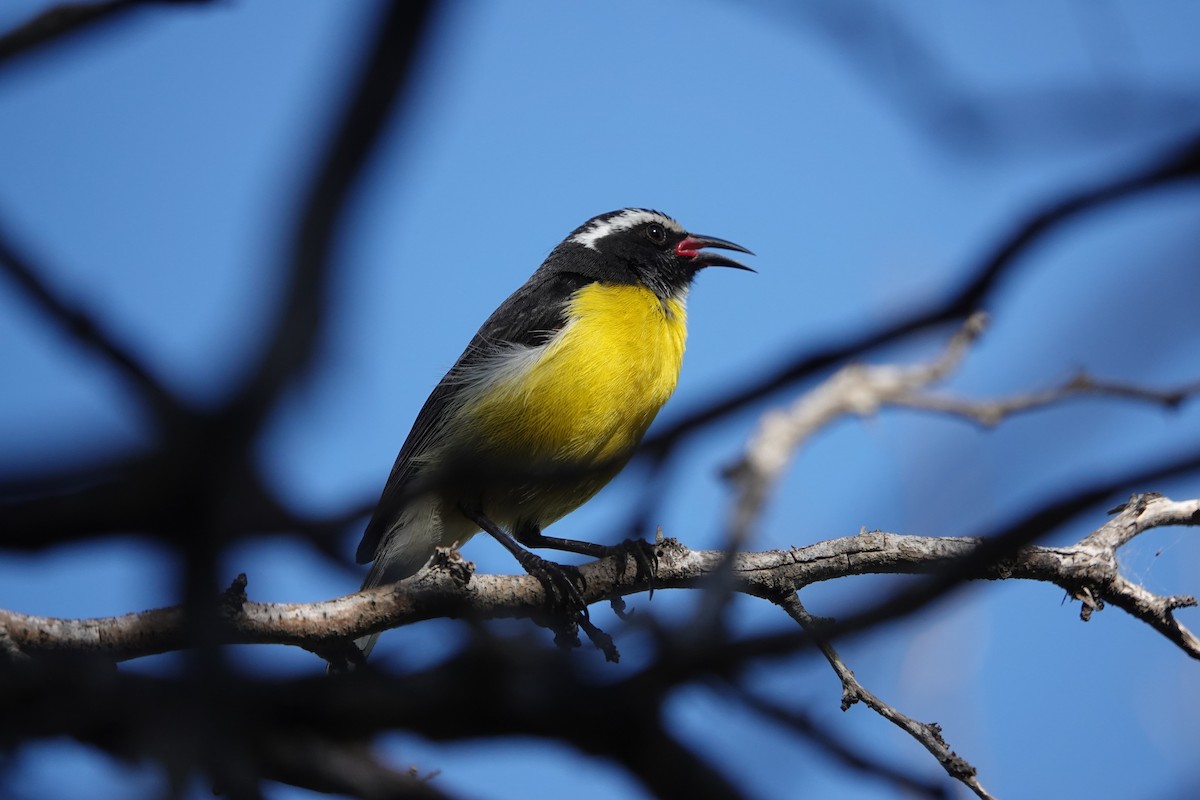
[4,494,1196,662]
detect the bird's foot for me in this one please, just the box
[514,548,589,619]
[606,538,660,598]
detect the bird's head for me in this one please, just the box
[554,208,753,301]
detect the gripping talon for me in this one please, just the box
[517,550,589,619]
[613,538,658,598]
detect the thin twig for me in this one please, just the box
[778,595,995,800]
[892,373,1200,426]
[729,681,948,799]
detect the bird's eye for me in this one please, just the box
[645,223,667,245]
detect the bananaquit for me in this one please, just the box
[352,208,752,659]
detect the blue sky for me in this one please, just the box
[2,1,1200,798]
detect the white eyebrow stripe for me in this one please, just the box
[570,209,683,251]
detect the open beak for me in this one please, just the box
[675,233,755,272]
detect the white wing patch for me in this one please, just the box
[570,208,683,251]
[448,332,560,399]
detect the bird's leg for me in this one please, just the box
[460,507,589,618]
[514,523,658,596]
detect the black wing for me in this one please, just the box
[354,268,593,564]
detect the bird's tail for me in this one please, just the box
[329,501,443,672]
[351,555,398,663]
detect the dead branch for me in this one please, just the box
[4,494,1195,663]
[777,595,994,800]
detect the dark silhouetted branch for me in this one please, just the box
[644,132,1200,457]
[226,1,438,433]
[0,0,215,66]
[0,220,190,428]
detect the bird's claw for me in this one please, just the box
[517,550,589,619]
[611,538,659,598]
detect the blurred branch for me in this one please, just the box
[726,312,989,551]
[1,2,436,548]
[225,1,437,434]
[255,736,451,800]
[893,373,1200,425]
[757,0,1200,154]
[0,639,748,800]
[0,453,170,541]
[0,2,438,596]
[5,494,1196,661]
[0,0,215,65]
[0,219,190,428]
[645,131,1200,457]
[0,450,367,558]
[726,310,1199,547]
[776,595,993,800]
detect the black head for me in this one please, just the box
[546,208,753,301]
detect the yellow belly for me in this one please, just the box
[457,282,688,523]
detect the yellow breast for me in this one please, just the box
[466,282,688,466]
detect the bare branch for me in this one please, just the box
[701,313,986,635]
[726,312,989,543]
[730,680,949,799]
[761,0,1200,154]
[1070,493,1200,653]
[1084,493,1200,551]
[777,595,995,800]
[5,494,1196,662]
[1103,575,1200,655]
[0,638,747,800]
[892,373,1200,427]
[724,313,1199,595]
[8,495,1190,797]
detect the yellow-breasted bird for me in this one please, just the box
[351,208,752,660]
